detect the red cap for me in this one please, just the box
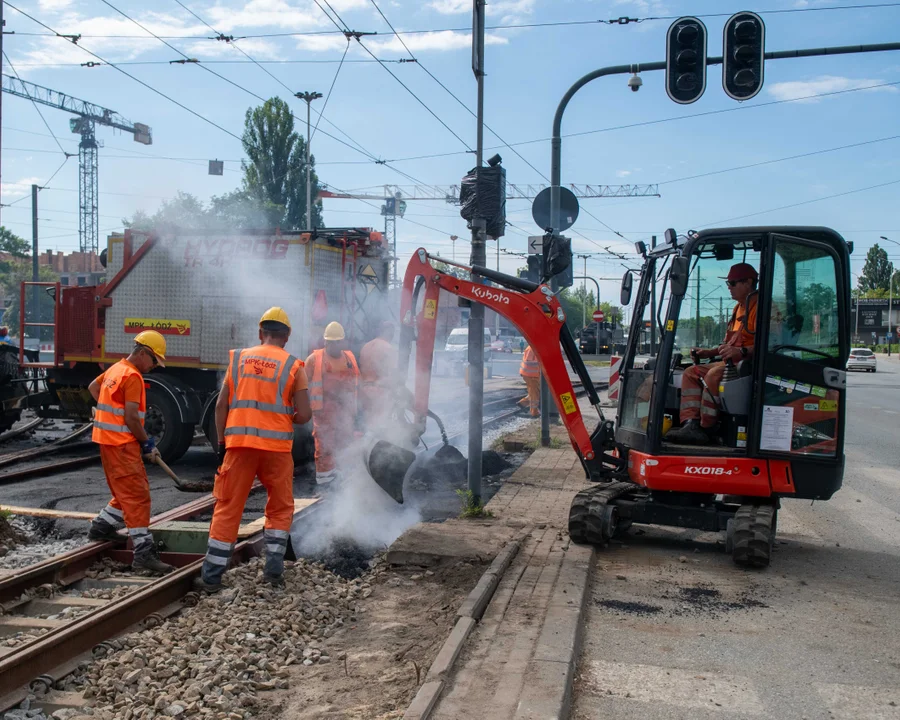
[722,263,758,282]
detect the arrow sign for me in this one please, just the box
[593,309,605,322]
[527,236,543,254]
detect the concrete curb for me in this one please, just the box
[402,535,525,720]
[513,542,596,720]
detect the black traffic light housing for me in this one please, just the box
[666,17,708,105]
[723,11,765,101]
[542,233,573,288]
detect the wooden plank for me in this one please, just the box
[237,497,320,538]
[0,505,95,521]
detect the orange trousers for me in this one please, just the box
[209,447,294,545]
[680,362,726,428]
[99,442,150,529]
[518,375,541,417]
[312,412,353,473]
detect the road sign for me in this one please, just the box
[527,236,543,254]
[592,310,605,322]
[531,187,579,231]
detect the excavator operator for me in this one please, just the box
[665,262,758,445]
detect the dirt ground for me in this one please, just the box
[262,557,486,720]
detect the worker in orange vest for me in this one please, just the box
[194,308,311,592]
[304,321,359,484]
[88,330,173,575]
[359,320,398,427]
[518,344,541,417]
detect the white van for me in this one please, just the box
[445,327,492,354]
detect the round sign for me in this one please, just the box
[532,187,580,231]
[592,310,605,322]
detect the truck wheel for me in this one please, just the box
[731,504,775,569]
[145,386,193,464]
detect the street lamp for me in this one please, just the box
[881,236,899,354]
[295,91,323,231]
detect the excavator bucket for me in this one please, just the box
[361,437,415,504]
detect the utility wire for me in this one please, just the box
[2,51,72,158]
[14,3,898,39]
[11,59,394,66]
[367,0,546,181]
[311,39,351,144]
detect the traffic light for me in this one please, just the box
[666,17,708,105]
[542,234,573,288]
[519,255,541,283]
[723,11,765,101]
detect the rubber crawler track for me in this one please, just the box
[568,481,635,545]
[732,504,776,568]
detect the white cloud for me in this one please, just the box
[1,177,44,199]
[367,30,508,53]
[616,170,632,178]
[205,0,322,32]
[185,37,282,60]
[429,0,469,13]
[430,0,535,23]
[38,0,74,10]
[613,0,668,14]
[768,75,898,102]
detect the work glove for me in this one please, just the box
[217,442,227,467]
[142,437,160,462]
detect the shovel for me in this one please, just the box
[146,453,212,492]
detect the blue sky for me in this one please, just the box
[2,0,899,303]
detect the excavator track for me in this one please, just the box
[568,481,637,545]
[731,504,777,568]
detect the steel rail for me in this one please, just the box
[0,422,93,469]
[0,417,45,444]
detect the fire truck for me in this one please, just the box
[12,227,390,462]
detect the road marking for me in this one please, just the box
[580,660,765,715]
[818,683,900,719]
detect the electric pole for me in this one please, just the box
[467,0,487,505]
[31,184,39,335]
[577,254,590,330]
[295,91,322,231]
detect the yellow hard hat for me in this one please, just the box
[323,321,345,341]
[259,306,291,329]
[134,330,167,367]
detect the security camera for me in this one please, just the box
[627,74,643,92]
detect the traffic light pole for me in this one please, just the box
[543,39,900,446]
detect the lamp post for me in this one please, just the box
[295,91,323,231]
[881,236,899,355]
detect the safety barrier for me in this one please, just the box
[608,355,622,403]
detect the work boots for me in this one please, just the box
[665,419,711,445]
[263,528,289,588]
[87,518,123,542]
[193,538,234,594]
[132,545,175,575]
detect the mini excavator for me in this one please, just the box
[363,227,851,568]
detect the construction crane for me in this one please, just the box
[2,74,152,254]
[318,182,659,281]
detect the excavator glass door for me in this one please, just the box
[750,232,849,498]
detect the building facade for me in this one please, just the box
[851,298,900,344]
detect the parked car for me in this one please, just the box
[847,347,877,372]
[444,327,493,362]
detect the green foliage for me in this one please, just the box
[858,244,893,293]
[0,227,30,258]
[456,489,494,518]
[242,97,323,230]
[558,285,621,334]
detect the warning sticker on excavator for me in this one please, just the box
[560,392,577,414]
[424,299,437,319]
[666,319,674,331]
[124,318,191,336]
[819,399,837,412]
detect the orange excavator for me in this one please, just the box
[364,227,851,568]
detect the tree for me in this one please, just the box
[858,244,892,293]
[0,227,30,258]
[242,97,323,230]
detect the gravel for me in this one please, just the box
[0,516,84,571]
[1,556,366,720]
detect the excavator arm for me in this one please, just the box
[397,248,625,482]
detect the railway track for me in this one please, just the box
[0,418,46,445]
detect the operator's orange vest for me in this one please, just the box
[223,345,302,453]
[308,349,359,411]
[92,359,146,446]
[724,292,758,349]
[519,346,540,378]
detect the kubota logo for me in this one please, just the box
[684,466,738,476]
[471,287,510,305]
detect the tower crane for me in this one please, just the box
[2,74,152,254]
[318,182,659,281]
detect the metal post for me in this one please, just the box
[31,184,39,337]
[296,91,322,231]
[467,0,487,504]
[649,236,657,355]
[695,267,701,348]
[881,236,900,354]
[0,1,4,230]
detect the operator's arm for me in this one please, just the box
[88,376,102,402]
[214,383,229,445]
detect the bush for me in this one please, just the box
[872,344,900,354]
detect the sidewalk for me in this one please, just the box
[428,436,595,720]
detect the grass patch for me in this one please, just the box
[582,360,611,367]
[456,489,494,519]
[0,508,11,520]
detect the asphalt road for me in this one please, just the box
[573,356,900,720]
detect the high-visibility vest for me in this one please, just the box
[308,348,359,411]
[223,344,302,453]
[92,359,146,446]
[520,346,540,378]
[724,291,758,349]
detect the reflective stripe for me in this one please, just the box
[208,538,233,552]
[128,527,151,537]
[99,508,124,526]
[700,406,718,416]
[229,349,242,398]
[681,400,701,409]
[96,403,145,419]
[230,400,293,415]
[278,355,299,400]
[265,529,290,540]
[266,542,287,554]
[93,420,130,433]
[223,426,295,441]
[309,381,323,388]
[681,388,702,397]
[238,354,282,384]
[204,553,229,566]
